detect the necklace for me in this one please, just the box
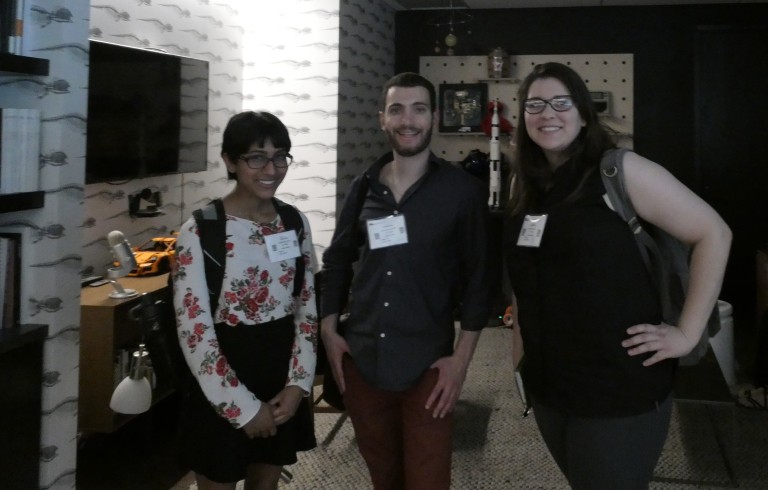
[225,201,276,224]
[245,209,277,224]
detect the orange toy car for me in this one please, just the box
[128,236,177,276]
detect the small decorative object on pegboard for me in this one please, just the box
[487,47,510,79]
[481,100,514,137]
[439,83,487,133]
[488,99,502,209]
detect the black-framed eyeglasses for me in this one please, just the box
[523,96,574,114]
[238,152,293,169]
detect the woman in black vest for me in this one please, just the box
[503,63,731,490]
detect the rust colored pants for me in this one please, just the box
[342,357,453,490]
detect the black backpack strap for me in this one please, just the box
[192,197,305,311]
[192,198,227,314]
[352,174,370,225]
[599,148,657,271]
[600,149,675,319]
[272,197,305,298]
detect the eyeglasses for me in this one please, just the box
[238,152,293,169]
[523,96,574,114]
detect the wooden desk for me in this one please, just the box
[79,274,171,433]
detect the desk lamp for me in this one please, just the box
[109,292,175,414]
[109,343,152,414]
[106,230,139,299]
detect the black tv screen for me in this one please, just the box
[86,40,209,184]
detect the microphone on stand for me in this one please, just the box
[106,230,139,299]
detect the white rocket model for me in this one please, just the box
[488,99,502,209]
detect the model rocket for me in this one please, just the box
[488,99,501,209]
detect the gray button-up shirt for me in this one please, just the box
[321,152,490,390]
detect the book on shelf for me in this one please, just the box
[0,238,7,326]
[14,0,25,56]
[0,107,40,195]
[1,0,12,54]
[0,233,20,329]
[1,0,25,55]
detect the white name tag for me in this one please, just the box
[517,214,548,248]
[265,230,301,262]
[367,214,408,250]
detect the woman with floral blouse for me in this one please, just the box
[172,111,317,490]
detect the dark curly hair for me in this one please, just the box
[379,72,437,113]
[221,111,291,180]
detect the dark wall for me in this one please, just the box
[396,5,764,181]
[395,4,768,372]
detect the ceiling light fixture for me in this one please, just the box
[427,0,473,55]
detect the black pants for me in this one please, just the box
[533,394,672,490]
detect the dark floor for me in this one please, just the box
[76,393,189,490]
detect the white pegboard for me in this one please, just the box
[420,54,633,163]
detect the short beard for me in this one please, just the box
[386,126,433,157]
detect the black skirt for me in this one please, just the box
[177,315,316,483]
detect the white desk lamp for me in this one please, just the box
[109,343,152,414]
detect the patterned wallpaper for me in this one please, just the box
[241,0,395,257]
[81,0,396,276]
[336,0,395,218]
[83,2,250,280]
[1,0,395,488]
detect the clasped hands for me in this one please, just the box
[242,385,304,439]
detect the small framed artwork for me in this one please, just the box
[438,83,488,133]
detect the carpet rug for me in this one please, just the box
[175,327,768,489]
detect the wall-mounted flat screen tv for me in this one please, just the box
[86,40,209,184]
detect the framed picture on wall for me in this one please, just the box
[438,83,488,133]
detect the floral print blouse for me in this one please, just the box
[172,211,318,429]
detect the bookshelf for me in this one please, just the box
[0,53,50,75]
[0,190,44,213]
[0,9,51,484]
[0,53,49,202]
[0,323,47,489]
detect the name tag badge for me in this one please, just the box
[265,230,301,262]
[367,214,408,250]
[517,214,548,248]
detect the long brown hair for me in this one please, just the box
[506,62,615,216]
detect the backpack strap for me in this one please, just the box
[272,197,305,299]
[599,148,673,318]
[600,149,656,270]
[191,197,306,316]
[353,174,370,224]
[192,198,227,314]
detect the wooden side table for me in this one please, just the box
[79,274,172,433]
